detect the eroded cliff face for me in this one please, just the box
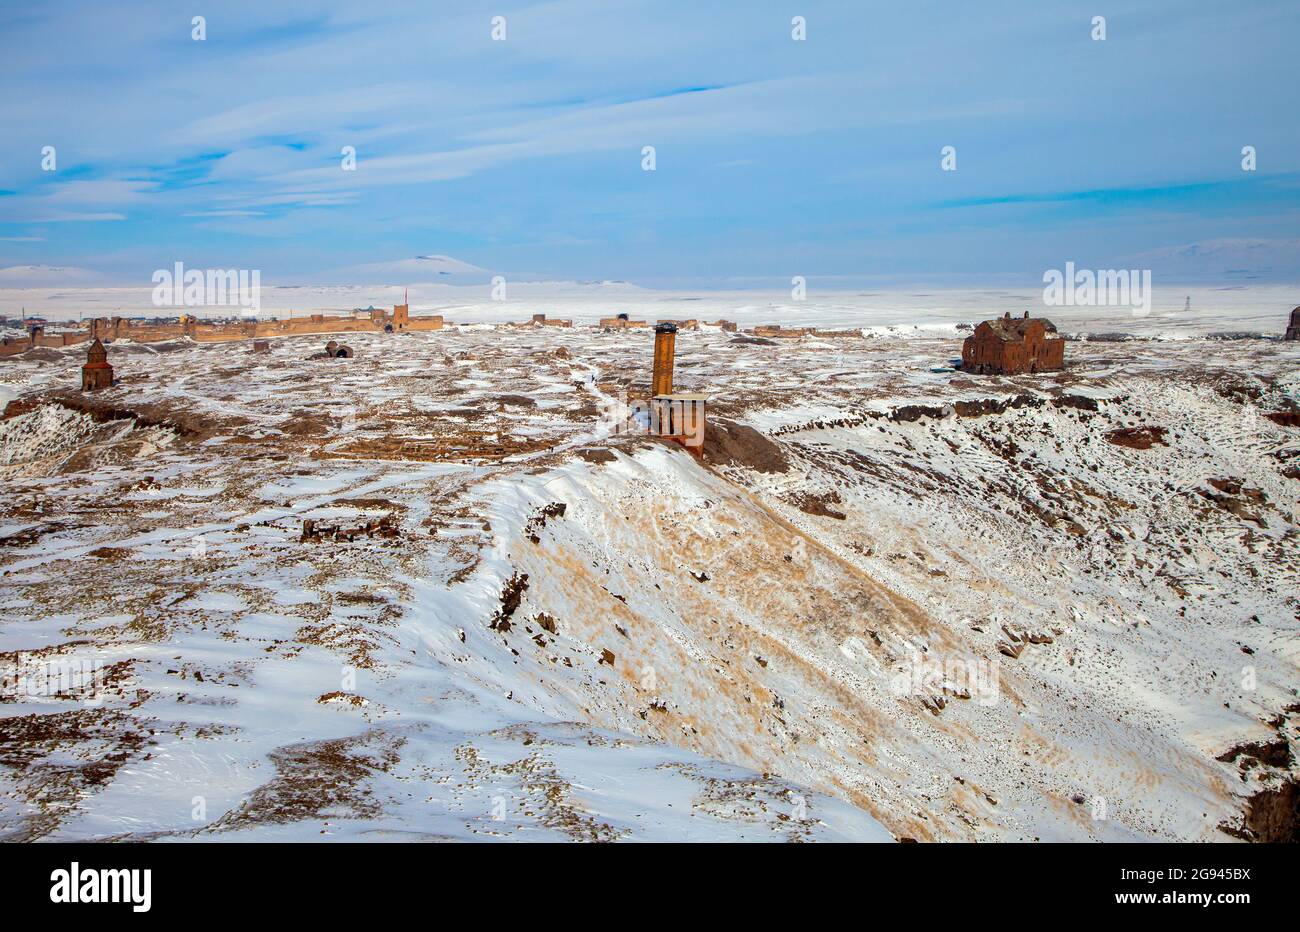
[0,326,1295,841]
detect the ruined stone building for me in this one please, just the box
[1286,306,1299,341]
[646,322,708,455]
[81,338,113,391]
[389,302,409,331]
[752,324,813,339]
[1,324,90,357]
[525,313,573,328]
[600,313,649,329]
[961,312,1065,375]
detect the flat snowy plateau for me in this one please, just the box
[0,302,1296,842]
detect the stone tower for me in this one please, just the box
[391,288,410,330]
[652,322,677,396]
[1286,306,1299,341]
[81,338,113,391]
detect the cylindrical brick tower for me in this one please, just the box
[652,322,677,396]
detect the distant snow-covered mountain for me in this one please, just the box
[1129,238,1300,279]
[347,254,490,281]
[0,264,102,287]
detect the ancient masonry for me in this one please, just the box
[961,311,1065,375]
[651,322,676,395]
[599,313,649,329]
[647,322,709,455]
[1286,306,1299,341]
[0,301,443,358]
[523,313,573,328]
[753,324,814,339]
[80,338,113,391]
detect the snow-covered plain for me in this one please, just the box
[4,281,1297,339]
[0,300,1296,842]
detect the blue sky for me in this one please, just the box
[1,0,1298,287]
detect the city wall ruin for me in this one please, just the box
[0,304,443,358]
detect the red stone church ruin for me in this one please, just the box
[81,339,113,391]
[962,312,1065,375]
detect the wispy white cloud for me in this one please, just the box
[181,210,267,218]
[169,84,435,146]
[0,0,1295,283]
[0,180,156,223]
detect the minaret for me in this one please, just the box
[652,322,676,396]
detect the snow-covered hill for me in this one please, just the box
[0,321,1295,841]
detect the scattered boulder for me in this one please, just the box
[489,572,530,631]
[525,502,567,543]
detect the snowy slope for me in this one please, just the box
[0,319,1295,841]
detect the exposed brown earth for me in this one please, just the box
[1105,425,1168,449]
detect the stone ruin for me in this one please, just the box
[961,311,1065,375]
[752,324,814,338]
[301,516,398,543]
[80,338,113,392]
[599,312,649,329]
[0,301,444,362]
[523,313,573,328]
[1286,306,1299,341]
[641,322,709,456]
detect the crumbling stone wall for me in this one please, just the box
[753,325,813,338]
[600,316,648,329]
[1,308,446,360]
